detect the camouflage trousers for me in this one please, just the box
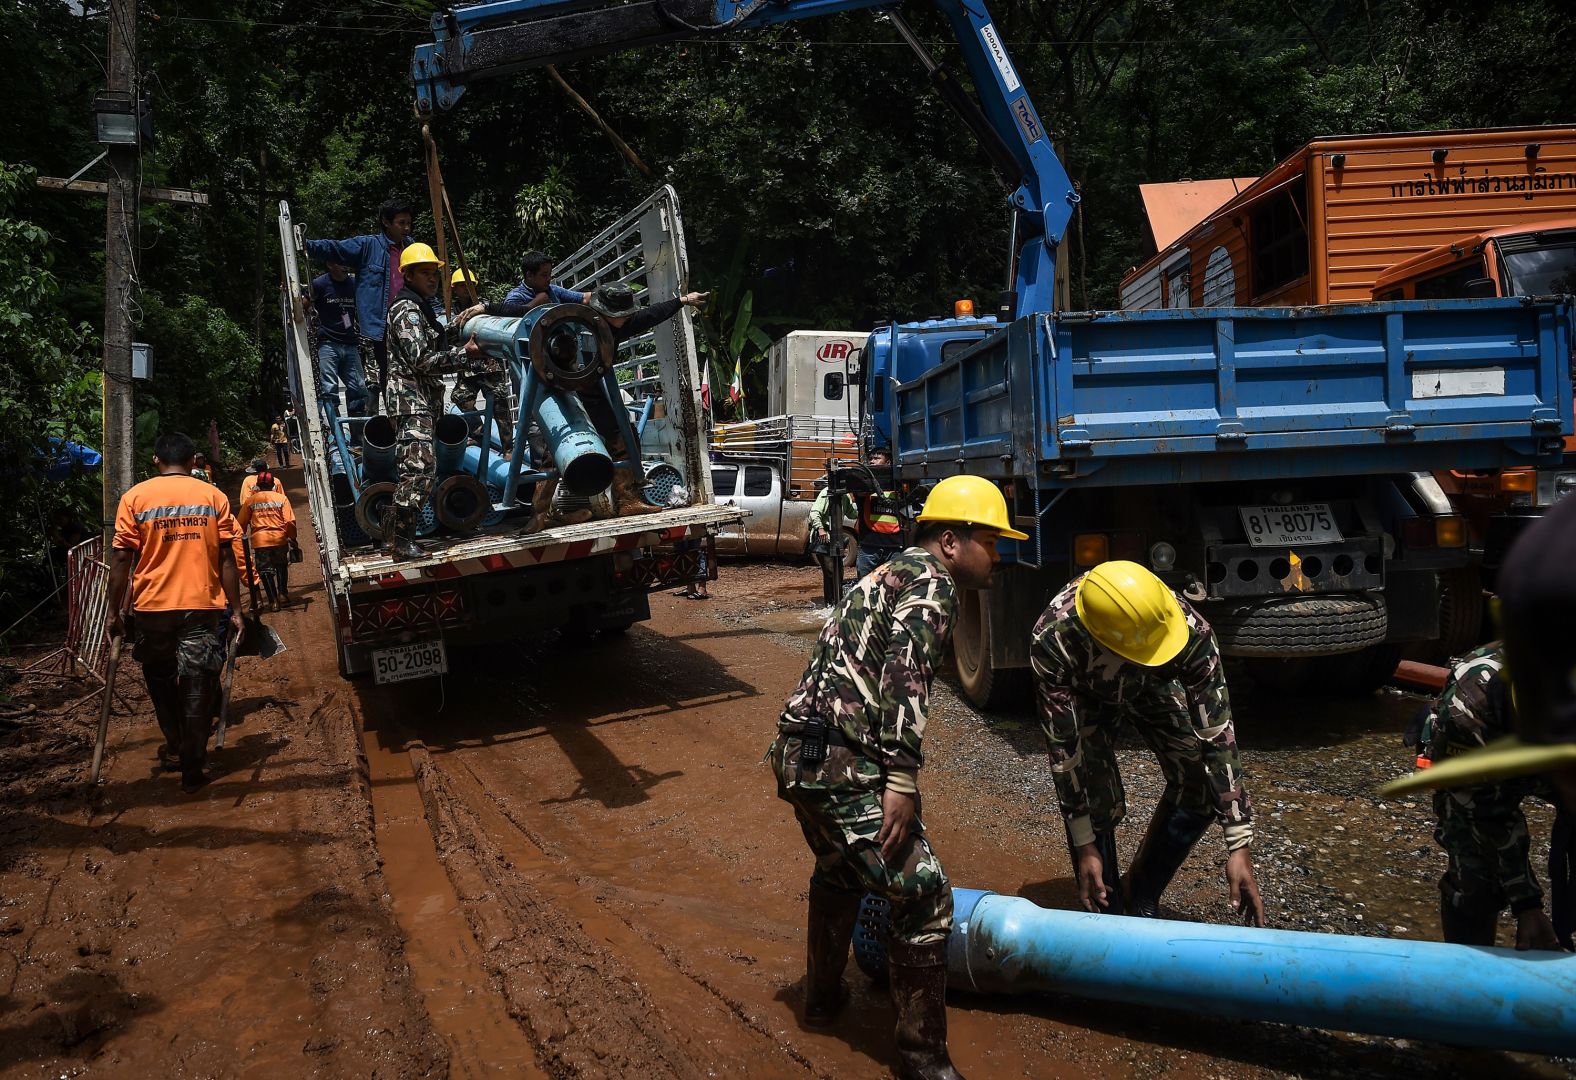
[450,371,516,450]
[1433,788,1544,916]
[768,734,953,945]
[1062,703,1225,832]
[392,412,437,512]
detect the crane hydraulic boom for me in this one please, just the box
[411,0,1077,316]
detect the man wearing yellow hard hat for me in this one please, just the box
[1030,560,1265,926]
[767,473,1025,1080]
[445,268,517,458]
[381,243,483,559]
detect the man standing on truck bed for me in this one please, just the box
[309,260,369,422]
[767,475,1029,1080]
[107,432,245,794]
[447,267,517,457]
[382,242,483,559]
[1030,560,1265,926]
[304,199,414,412]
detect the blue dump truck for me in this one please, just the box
[407,0,1575,701]
[859,298,1572,704]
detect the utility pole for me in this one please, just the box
[102,0,139,541]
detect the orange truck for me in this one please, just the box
[1121,125,1576,310]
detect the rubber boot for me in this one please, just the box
[887,938,966,1080]
[1122,803,1213,918]
[380,504,425,561]
[145,668,183,769]
[1065,822,1125,916]
[178,671,217,793]
[611,466,662,516]
[803,882,862,1026]
[1439,878,1501,946]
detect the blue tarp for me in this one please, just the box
[38,437,103,481]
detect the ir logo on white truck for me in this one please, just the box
[980,23,1021,92]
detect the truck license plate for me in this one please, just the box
[1239,503,1342,547]
[372,640,448,684]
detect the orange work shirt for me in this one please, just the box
[113,473,240,612]
[239,474,260,502]
[239,485,297,547]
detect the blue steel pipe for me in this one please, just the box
[538,388,614,496]
[863,889,1576,1055]
[433,413,471,478]
[360,414,398,484]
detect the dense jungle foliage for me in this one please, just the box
[3,0,1574,620]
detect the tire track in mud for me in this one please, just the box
[398,734,814,1079]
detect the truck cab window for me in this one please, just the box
[1414,259,1488,299]
[1500,243,1576,296]
[711,466,739,496]
[743,465,774,497]
[1249,184,1310,298]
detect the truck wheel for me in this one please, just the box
[952,587,1027,712]
[1204,594,1387,657]
[1408,567,1484,664]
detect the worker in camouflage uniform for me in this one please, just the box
[383,243,483,559]
[768,474,1028,1080]
[1418,643,1568,950]
[1030,560,1265,925]
[446,268,517,458]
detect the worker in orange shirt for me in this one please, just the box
[107,432,244,793]
[239,470,297,611]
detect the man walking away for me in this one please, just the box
[107,432,244,793]
[1030,560,1265,925]
[808,480,856,606]
[310,261,369,421]
[383,243,483,559]
[239,470,298,612]
[304,199,414,411]
[767,475,1029,1080]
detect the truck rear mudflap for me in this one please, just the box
[337,503,742,591]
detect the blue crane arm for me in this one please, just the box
[411,0,1075,316]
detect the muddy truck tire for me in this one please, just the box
[951,586,1030,712]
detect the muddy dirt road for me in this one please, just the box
[3,468,1571,1078]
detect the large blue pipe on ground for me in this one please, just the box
[856,889,1576,1055]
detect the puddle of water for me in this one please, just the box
[358,709,547,1079]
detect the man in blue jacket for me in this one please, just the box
[304,199,414,411]
[309,262,368,421]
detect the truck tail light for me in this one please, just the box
[1498,470,1535,493]
[1435,516,1467,547]
[1073,533,1109,566]
[1403,516,1467,548]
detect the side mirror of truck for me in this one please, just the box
[1462,277,1499,299]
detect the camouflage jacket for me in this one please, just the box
[779,548,957,795]
[1424,643,1558,911]
[386,290,472,416]
[1029,574,1253,849]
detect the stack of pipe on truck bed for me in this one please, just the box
[855,888,1576,1055]
[349,306,619,537]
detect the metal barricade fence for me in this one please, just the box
[66,536,112,679]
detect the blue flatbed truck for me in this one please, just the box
[409,0,1575,701]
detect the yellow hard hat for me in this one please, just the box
[399,242,443,271]
[1075,560,1189,666]
[916,475,1029,540]
[451,267,478,286]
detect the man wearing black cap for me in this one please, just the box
[1386,493,1576,950]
